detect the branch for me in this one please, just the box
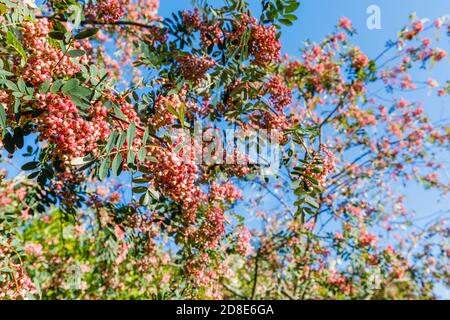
[222,283,248,300]
[256,180,295,218]
[251,250,260,299]
[330,150,371,180]
[36,15,156,30]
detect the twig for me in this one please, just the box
[251,250,260,299]
[222,283,248,299]
[36,15,156,30]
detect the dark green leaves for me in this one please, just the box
[39,80,51,94]
[21,161,39,171]
[132,186,147,194]
[138,187,160,206]
[2,132,15,153]
[261,0,300,28]
[48,31,65,41]
[74,28,99,40]
[305,196,320,209]
[113,105,127,121]
[67,49,85,57]
[13,127,23,149]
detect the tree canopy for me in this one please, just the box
[0,0,449,299]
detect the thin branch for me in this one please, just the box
[36,15,156,30]
[222,283,248,299]
[251,250,260,299]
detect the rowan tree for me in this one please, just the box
[0,0,449,299]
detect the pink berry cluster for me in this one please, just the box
[304,144,337,187]
[338,16,353,33]
[249,75,292,133]
[235,227,252,255]
[177,54,216,83]
[358,230,379,247]
[233,14,282,66]
[34,93,110,160]
[265,75,293,112]
[86,0,125,23]
[145,141,201,222]
[21,19,86,85]
[126,0,160,22]
[210,181,242,204]
[0,245,37,299]
[349,47,370,70]
[150,86,196,129]
[182,8,224,47]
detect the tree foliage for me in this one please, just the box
[0,0,449,299]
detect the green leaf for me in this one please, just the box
[116,132,126,150]
[2,132,15,153]
[283,14,298,21]
[139,192,150,206]
[179,103,185,128]
[127,121,136,147]
[0,105,6,129]
[279,18,293,26]
[6,31,27,65]
[13,127,23,149]
[61,79,80,95]
[113,105,127,121]
[21,161,39,171]
[305,196,320,209]
[105,131,118,153]
[143,127,149,144]
[0,79,18,91]
[0,69,14,77]
[305,175,319,186]
[67,49,85,57]
[137,147,147,161]
[166,103,178,118]
[48,31,65,41]
[27,171,40,179]
[147,187,160,199]
[50,79,64,93]
[17,78,26,92]
[74,28,99,40]
[39,80,51,94]
[132,186,147,194]
[127,149,135,165]
[111,153,123,176]
[98,157,111,180]
[70,85,92,97]
[285,2,300,13]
